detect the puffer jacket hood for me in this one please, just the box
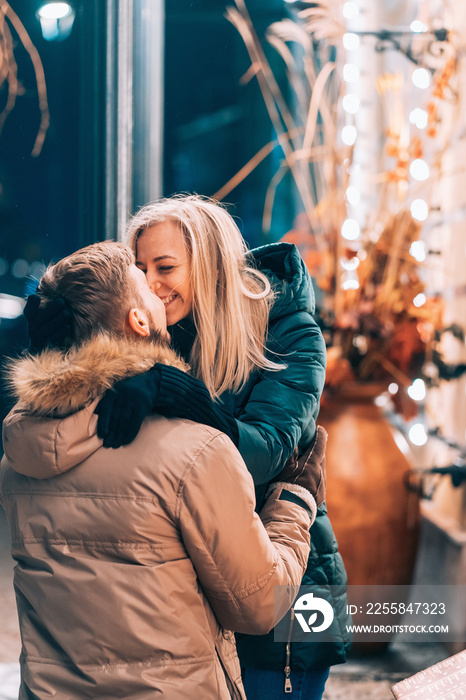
[248,241,316,319]
[2,334,189,479]
[5,333,188,417]
[0,334,313,699]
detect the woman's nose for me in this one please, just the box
[147,273,162,294]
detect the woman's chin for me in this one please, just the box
[166,309,184,326]
[165,300,192,326]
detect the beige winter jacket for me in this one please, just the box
[0,335,312,700]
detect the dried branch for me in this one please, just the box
[0,0,49,156]
[0,11,17,134]
[225,1,344,253]
[213,138,278,201]
[298,0,345,43]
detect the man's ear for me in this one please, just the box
[128,308,151,337]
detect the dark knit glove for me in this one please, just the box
[154,364,239,445]
[24,293,71,352]
[95,367,161,448]
[95,364,239,449]
[274,426,328,507]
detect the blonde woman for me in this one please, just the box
[24,195,350,699]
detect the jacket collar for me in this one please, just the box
[5,333,189,418]
[247,242,315,319]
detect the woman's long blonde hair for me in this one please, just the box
[126,194,283,398]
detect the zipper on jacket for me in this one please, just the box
[284,608,294,693]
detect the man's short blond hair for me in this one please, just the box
[38,241,139,345]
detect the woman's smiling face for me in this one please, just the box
[135,220,193,327]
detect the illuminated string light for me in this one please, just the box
[409,108,428,129]
[388,383,399,395]
[412,68,431,89]
[410,159,430,181]
[413,293,426,307]
[343,64,359,83]
[341,218,360,240]
[409,241,426,262]
[0,293,25,320]
[342,94,360,114]
[346,185,360,206]
[343,33,360,51]
[11,259,29,278]
[340,256,360,271]
[353,335,367,352]
[375,394,390,407]
[410,20,428,33]
[410,199,428,221]
[36,3,74,41]
[342,125,357,145]
[341,278,360,291]
[407,378,426,401]
[37,3,72,19]
[343,2,359,20]
[408,423,428,446]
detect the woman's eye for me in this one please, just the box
[159,266,174,273]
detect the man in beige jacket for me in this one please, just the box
[0,241,323,700]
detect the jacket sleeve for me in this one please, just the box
[176,431,311,635]
[236,309,326,485]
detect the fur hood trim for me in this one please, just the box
[5,334,189,417]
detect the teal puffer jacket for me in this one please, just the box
[228,242,351,671]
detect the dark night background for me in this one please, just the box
[0,0,293,425]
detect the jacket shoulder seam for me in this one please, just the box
[174,431,226,515]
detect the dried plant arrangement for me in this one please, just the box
[0,0,49,155]
[220,0,466,418]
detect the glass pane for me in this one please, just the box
[164,0,292,248]
[0,0,81,422]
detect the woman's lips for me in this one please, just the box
[160,293,178,308]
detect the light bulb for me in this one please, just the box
[412,68,431,89]
[37,2,72,19]
[343,33,360,51]
[342,94,360,114]
[410,20,428,33]
[407,378,426,401]
[346,186,360,206]
[340,256,360,271]
[343,64,359,83]
[410,159,430,181]
[410,199,428,221]
[341,219,360,240]
[342,125,357,145]
[341,279,360,290]
[343,2,359,20]
[11,259,29,279]
[413,293,426,307]
[0,293,25,320]
[408,423,428,446]
[409,241,426,262]
[409,108,428,129]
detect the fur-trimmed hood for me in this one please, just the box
[5,333,189,418]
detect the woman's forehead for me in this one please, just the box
[136,221,189,259]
